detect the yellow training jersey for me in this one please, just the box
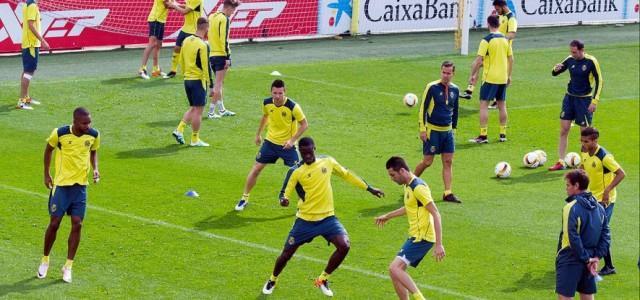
[262,97,306,146]
[179,35,212,87]
[498,12,517,46]
[147,0,169,23]
[477,32,512,84]
[581,146,621,204]
[404,176,435,242]
[46,126,100,186]
[181,0,204,34]
[22,0,41,49]
[283,156,368,221]
[208,12,231,58]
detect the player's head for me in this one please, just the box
[298,137,316,164]
[580,127,599,152]
[564,169,589,196]
[222,0,241,14]
[271,79,286,101]
[569,40,585,59]
[440,60,455,84]
[386,156,411,185]
[487,15,500,30]
[493,0,508,14]
[72,107,92,134]
[197,17,209,33]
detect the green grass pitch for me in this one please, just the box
[0,24,638,299]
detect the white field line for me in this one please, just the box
[0,183,484,300]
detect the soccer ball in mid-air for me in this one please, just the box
[564,152,581,168]
[522,152,540,168]
[494,162,512,178]
[535,150,547,165]
[403,93,418,107]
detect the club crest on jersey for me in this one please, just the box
[288,236,295,245]
[281,111,287,117]
[450,91,455,98]
[592,162,596,168]
[582,65,587,71]
[84,140,91,147]
[321,167,327,174]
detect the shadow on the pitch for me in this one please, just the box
[194,210,295,230]
[358,194,404,217]
[101,77,179,88]
[115,144,186,159]
[0,104,14,114]
[146,120,180,128]
[0,277,60,297]
[491,169,564,185]
[501,270,555,292]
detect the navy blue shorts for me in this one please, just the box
[603,202,614,222]
[210,56,228,72]
[479,83,507,101]
[423,129,454,155]
[176,31,193,47]
[22,47,39,73]
[148,21,165,40]
[560,94,593,127]
[49,185,87,219]
[284,216,347,249]
[256,140,299,166]
[556,260,597,297]
[184,80,207,107]
[396,238,433,268]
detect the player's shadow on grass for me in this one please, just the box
[0,277,60,297]
[194,210,295,230]
[0,104,15,114]
[102,77,181,88]
[491,168,564,185]
[501,270,555,292]
[358,194,404,217]
[116,144,186,159]
[146,120,180,128]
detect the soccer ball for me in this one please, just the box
[522,152,540,168]
[403,93,418,107]
[534,150,547,165]
[564,152,581,168]
[494,161,512,178]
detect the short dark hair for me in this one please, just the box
[565,169,590,190]
[271,79,285,89]
[298,137,314,148]
[581,127,599,140]
[487,15,500,28]
[197,17,209,30]
[570,39,585,50]
[223,0,240,8]
[441,60,455,72]
[73,107,90,118]
[493,0,507,6]
[386,156,409,171]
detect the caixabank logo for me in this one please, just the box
[363,0,461,22]
[326,0,352,27]
[521,0,619,15]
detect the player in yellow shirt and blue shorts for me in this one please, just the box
[489,0,518,109]
[17,0,49,110]
[164,0,203,78]
[579,127,625,276]
[37,108,100,283]
[375,156,445,300]
[138,0,173,79]
[261,137,384,296]
[235,80,308,211]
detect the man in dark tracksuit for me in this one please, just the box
[556,169,610,300]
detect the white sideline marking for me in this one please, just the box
[0,183,483,300]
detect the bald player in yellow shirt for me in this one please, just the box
[164,0,204,78]
[579,127,625,276]
[467,15,513,144]
[235,79,308,211]
[375,156,445,300]
[261,137,384,296]
[37,107,100,283]
[138,0,173,79]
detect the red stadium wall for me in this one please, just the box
[0,0,318,53]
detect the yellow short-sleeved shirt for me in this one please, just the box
[581,146,621,203]
[147,0,169,23]
[22,1,41,49]
[47,126,100,186]
[477,32,513,84]
[404,176,435,242]
[181,0,203,34]
[262,97,306,146]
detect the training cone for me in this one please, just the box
[270,71,282,76]
[185,190,199,197]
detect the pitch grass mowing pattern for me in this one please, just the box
[0,25,638,299]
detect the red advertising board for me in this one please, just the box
[0,0,317,53]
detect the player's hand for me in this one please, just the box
[279,197,289,207]
[554,63,564,72]
[588,103,597,113]
[367,186,384,198]
[601,190,610,207]
[44,173,53,189]
[93,169,100,183]
[433,244,445,262]
[255,135,262,146]
[41,39,50,51]
[419,131,427,142]
[469,75,477,85]
[507,76,512,86]
[224,59,231,70]
[283,139,294,150]
[374,214,389,228]
[587,258,599,276]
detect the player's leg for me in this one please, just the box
[578,294,594,300]
[138,25,157,79]
[264,218,310,294]
[62,185,87,283]
[389,238,431,300]
[414,155,434,177]
[189,81,208,146]
[415,131,436,177]
[441,152,460,203]
[314,217,350,296]
[389,258,420,300]
[18,47,39,109]
[496,85,508,142]
[173,81,196,144]
[600,203,616,275]
[208,68,226,118]
[39,186,69,279]
[151,39,164,77]
[551,95,576,170]
[237,162,268,210]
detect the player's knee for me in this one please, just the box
[336,240,350,254]
[442,157,453,166]
[22,73,33,81]
[422,158,434,167]
[48,219,61,231]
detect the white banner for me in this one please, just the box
[358,0,464,33]
[318,0,351,35]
